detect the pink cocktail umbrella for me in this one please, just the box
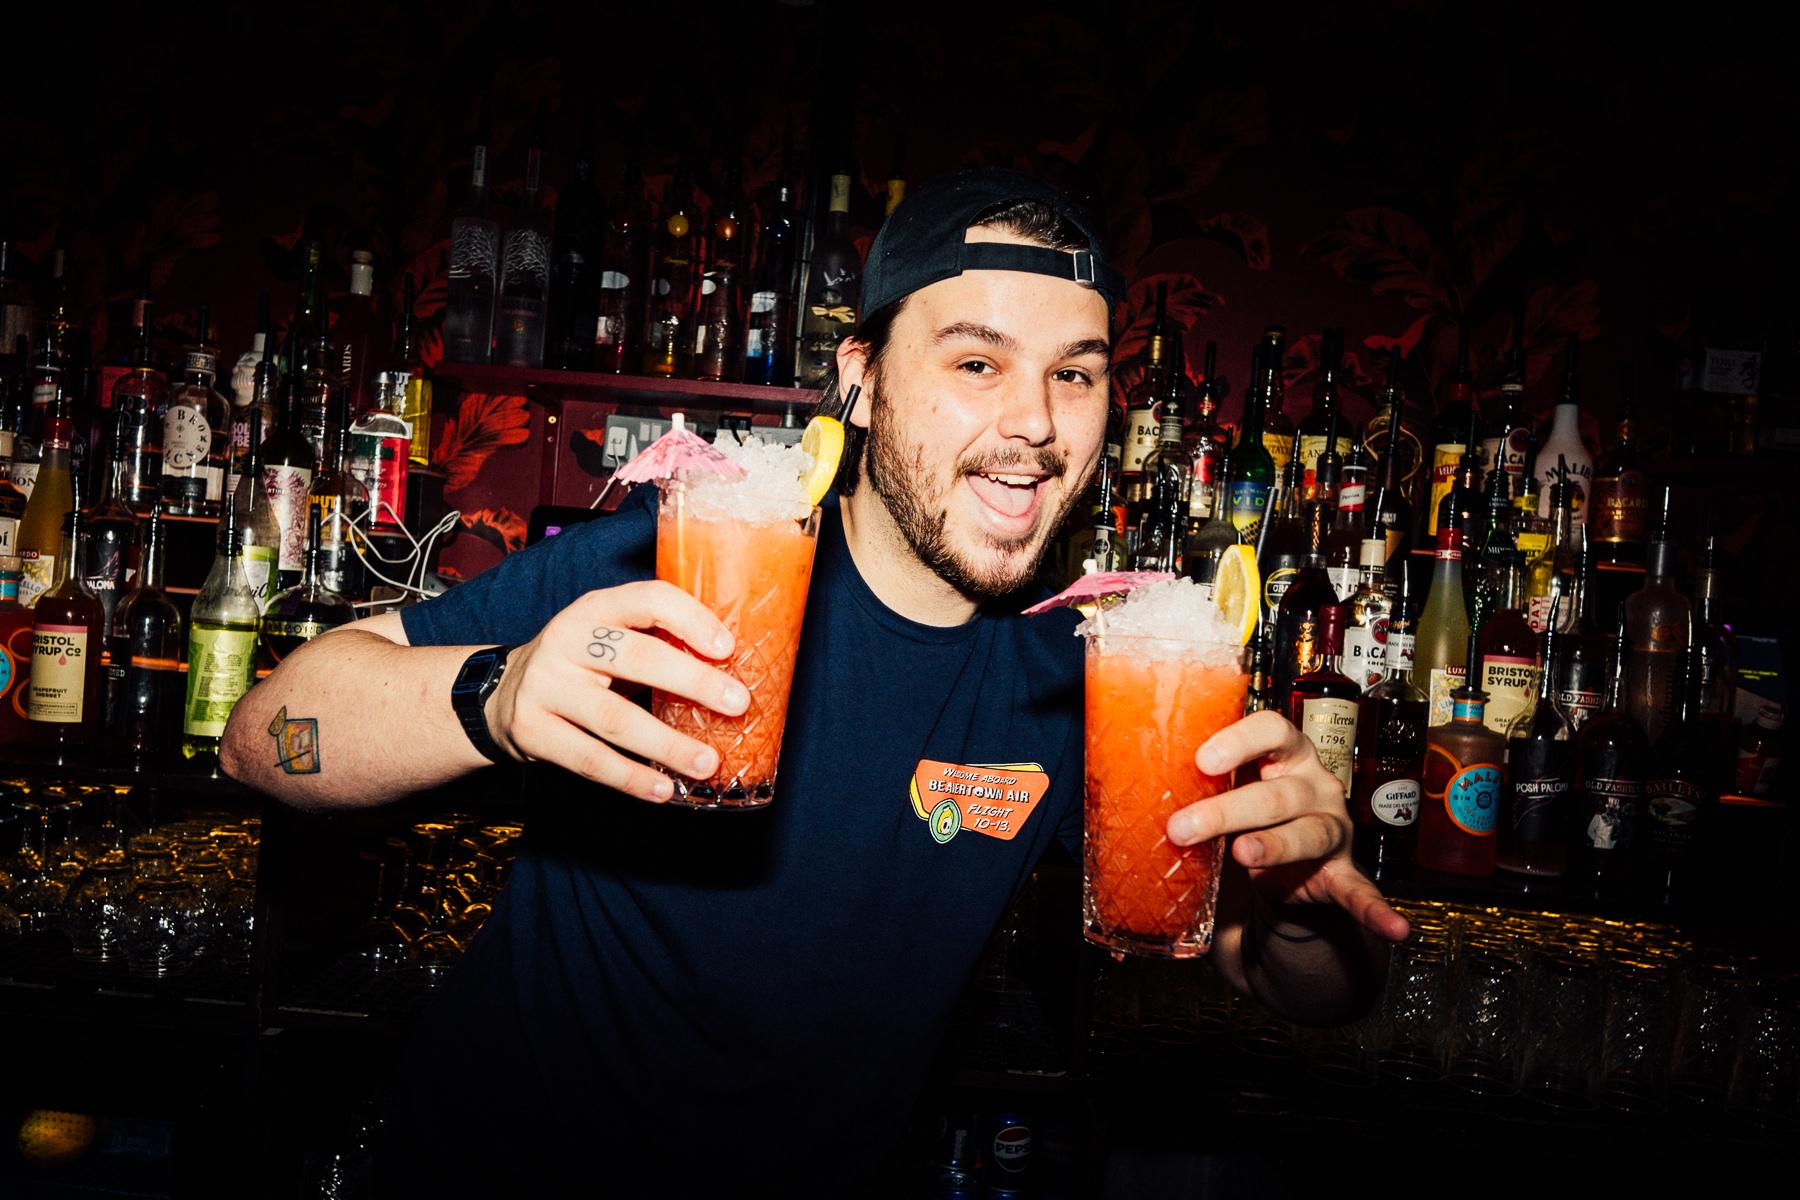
[612,413,749,484]
[1022,570,1175,616]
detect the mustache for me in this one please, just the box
[955,448,1068,479]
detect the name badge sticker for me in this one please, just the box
[909,760,1050,844]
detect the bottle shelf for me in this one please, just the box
[432,363,822,414]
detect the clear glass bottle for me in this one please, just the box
[1121,284,1169,500]
[231,407,280,612]
[594,129,647,377]
[1297,327,1353,499]
[1624,486,1690,745]
[744,134,800,388]
[1258,326,1295,482]
[226,297,275,501]
[181,506,261,771]
[308,405,370,598]
[160,305,232,516]
[643,163,700,378]
[796,162,862,389]
[79,407,140,633]
[1184,340,1230,529]
[350,372,412,533]
[692,166,747,384]
[114,311,167,512]
[1342,538,1393,691]
[259,347,317,589]
[444,134,500,364]
[496,125,551,369]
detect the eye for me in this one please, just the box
[956,360,995,376]
[1054,368,1096,387]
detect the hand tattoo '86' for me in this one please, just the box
[587,626,625,664]
[270,706,322,774]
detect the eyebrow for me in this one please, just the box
[930,322,1112,361]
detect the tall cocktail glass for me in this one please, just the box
[653,461,820,808]
[1082,585,1249,958]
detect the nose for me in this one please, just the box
[993,374,1056,447]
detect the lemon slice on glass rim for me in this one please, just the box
[1212,544,1260,645]
[800,415,846,507]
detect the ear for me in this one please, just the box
[834,338,873,430]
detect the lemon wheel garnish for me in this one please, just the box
[1213,544,1260,645]
[800,416,846,507]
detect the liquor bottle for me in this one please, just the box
[1623,485,1689,744]
[80,408,140,633]
[260,346,318,588]
[1477,552,1539,737]
[1297,328,1353,499]
[1289,605,1361,797]
[0,240,32,366]
[444,132,501,364]
[1227,344,1276,545]
[1087,451,1123,573]
[1433,404,1484,580]
[335,250,386,410]
[288,240,325,371]
[643,162,700,378]
[308,401,370,597]
[1366,351,1413,565]
[1497,606,1575,885]
[104,504,184,766]
[1319,417,1366,600]
[1411,499,1470,726]
[160,305,232,516]
[1244,629,1274,715]
[1341,538,1392,690]
[261,505,358,666]
[1,334,28,460]
[16,377,75,608]
[1258,452,1307,622]
[1258,326,1295,481]
[1587,365,1650,563]
[1183,485,1238,596]
[1692,531,1737,782]
[226,297,276,500]
[1641,647,1713,912]
[1132,354,1195,571]
[1735,706,1784,798]
[1468,464,1517,635]
[594,126,647,376]
[28,504,105,762]
[1132,454,1189,574]
[10,330,59,501]
[114,312,167,511]
[1571,624,1648,903]
[1554,540,1609,732]
[1270,502,1337,714]
[797,158,862,389]
[1522,456,1577,635]
[349,372,411,533]
[229,291,272,431]
[1351,607,1426,881]
[0,556,32,745]
[1184,340,1230,528]
[298,325,336,470]
[1386,541,1418,679]
[692,165,747,383]
[232,407,281,611]
[395,274,433,466]
[182,504,261,770]
[547,112,602,372]
[1121,284,1170,495]
[1416,634,1506,879]
[0,416,23,555]
[1482,321,1531,495]
[1427,324,1476,538]
[496,126,552,369]
[745,129,801,388]
[1536,334,1594,522]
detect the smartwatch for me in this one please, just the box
[451,645,515,763]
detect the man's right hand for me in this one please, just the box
[485,580,748,802]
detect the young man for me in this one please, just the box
[224,168,1407,1192]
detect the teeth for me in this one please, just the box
[980,472,1039,486]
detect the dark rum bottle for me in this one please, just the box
[1288,605,1361,799]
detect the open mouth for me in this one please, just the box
[965,469,1049,525]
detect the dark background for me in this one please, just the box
[2,0,1795,580]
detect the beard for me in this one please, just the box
[861,375,1085,600]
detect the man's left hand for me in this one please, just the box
[1168,710,1410,942]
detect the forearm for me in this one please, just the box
[220,628,491,811]
[1210,860,1387,1027]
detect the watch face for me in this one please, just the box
[453,650,499,695]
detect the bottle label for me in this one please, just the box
[184,627,259,737]
[1228,481,1269,542]
[27,624,89,724]
[1427,444,1462,536]
[1297,435,1351,494]
[1645,777,1702,852]
[1427,665,1466,726]
[243,544,278,613]
[1262,566,1298,614]
[262,618,337,663]
[1263,434,1294,478]
[1581,777,1642,850]
[1480,655,1539,736]
[1371,779,1421,827]
[1589,469,1649,544]
[1343,617,1388,689]
[263,464,315,572]
[1301,697,1358,795]
[1387,631,1416,673]
[1442,762,1503,836]
[18,551,54,609]
[1433,533,1462,562]
[1336,481,1366,510]
[1326,565,1360,601]
[162,404,211,471]
[1123,411,1160,473]
[599,270,631,292]
[1514,530,1550,558]
[1508,772,1572,844]
[0,515,16,555]
[10,460,38,501]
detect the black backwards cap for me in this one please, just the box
[860,167,1128,322]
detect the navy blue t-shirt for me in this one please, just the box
[389,488,1084,1189]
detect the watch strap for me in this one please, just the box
[452,645,514,764]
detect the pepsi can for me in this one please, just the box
[983,1111,1033,1185]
